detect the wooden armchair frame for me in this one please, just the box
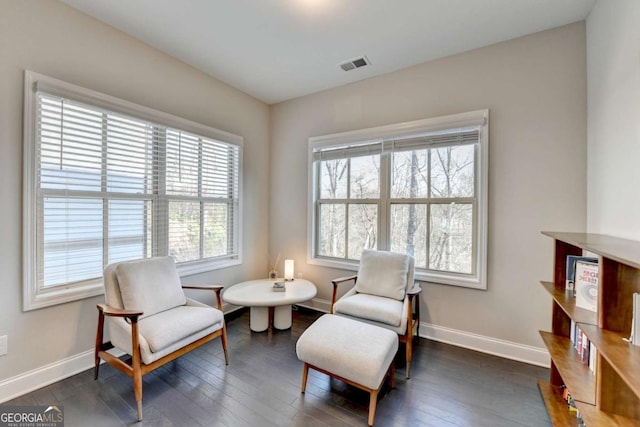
[94,285,228,421]
[331,275,422,378]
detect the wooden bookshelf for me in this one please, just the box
[539,232,640,426]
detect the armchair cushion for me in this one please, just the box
[355,250,410,300]
[333,293,404,328]
[138,305,224,353]
[115,256,186,319]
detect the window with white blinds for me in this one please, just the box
[23,71,243,310]
[308,110,489,289]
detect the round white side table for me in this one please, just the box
[222,279,317,332]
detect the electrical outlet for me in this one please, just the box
[0,335,7,356]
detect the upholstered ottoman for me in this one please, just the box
[296,314,398,426]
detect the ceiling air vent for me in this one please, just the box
[339,56,370,72]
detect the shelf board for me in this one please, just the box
[540,331,596,405]
[537,380,580,426]
[542,232,640,270]
[577,401,640,427]
[540,281,598,325]
[578,324,640,399]
[537,380,640,427]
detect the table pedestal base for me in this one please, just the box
[250,305,293,332]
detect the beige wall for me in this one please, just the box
[586,1,640,238]
[0,1,269,383]
[270,23,587,350]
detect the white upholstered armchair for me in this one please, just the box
[94,256,228,421]
[331,250,421,378]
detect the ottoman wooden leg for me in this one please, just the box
[368,389,378,426]
[301,363,309,393]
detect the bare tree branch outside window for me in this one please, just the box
[313,122,482,283]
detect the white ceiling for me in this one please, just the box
[60,0,595,104]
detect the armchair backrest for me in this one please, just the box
[103,256,186,319]
[355,250,415,301]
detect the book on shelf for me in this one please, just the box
[576,327,582,351]
[272,281,286,292]
[581,332,589,364]
[561,385,584,423]
[574,260,598,312]
[566,255,598,291]
[571,323,596,371]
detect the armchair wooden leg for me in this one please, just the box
[301,363,309,393]
[135,399,143,423]
[94,309,105,380]
[221,324,229,365]
[405,334,413,379]
[133,367,143,422]
[404,294,419,380]
[131,322,143,421]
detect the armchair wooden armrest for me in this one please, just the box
[330,275,358,314]
[95,303,145,378]
[407,283,422,297]
[97,303,143,321]
[406,284,422,319]
[331,275,358,287]
[182,284,224,292]
[182,284,225,310]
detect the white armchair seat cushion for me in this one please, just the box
[333,293,404,328]
[355,250,410,300]
[115,256,186,319]
[108,298,225,364]
[138,305,224,353]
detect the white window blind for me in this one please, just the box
[24,71,242,310]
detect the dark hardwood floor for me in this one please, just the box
[4,308,552,426]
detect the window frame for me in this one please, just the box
[307,110,488,289]
[23,71,243,310]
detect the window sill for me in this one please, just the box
[308,256,486,290]
[24,281,104,311]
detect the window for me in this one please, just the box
[23,71,242,310]
[308,110,488,289]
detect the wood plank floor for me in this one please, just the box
[4,308,552,426]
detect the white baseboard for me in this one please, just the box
[295,297,332,313]
[420,321,550,368]
[0,349,108,404]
